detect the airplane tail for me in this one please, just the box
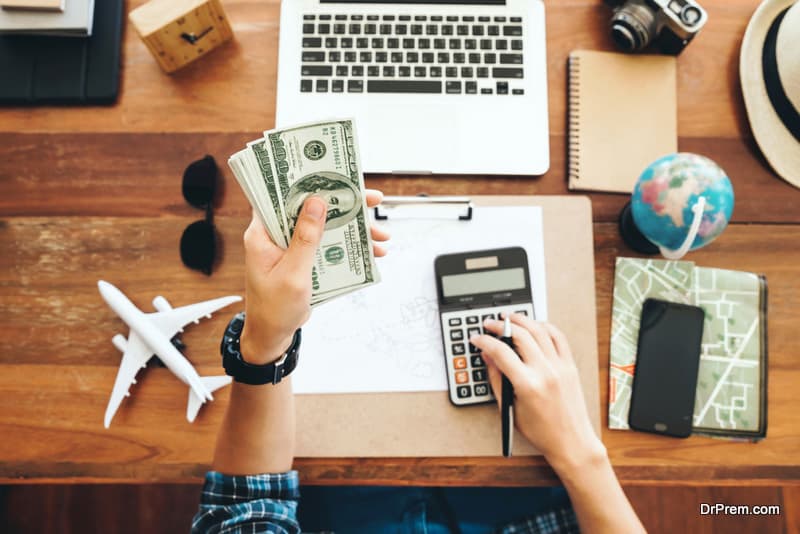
[186,375,232,423]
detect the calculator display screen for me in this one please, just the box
[441,267,526,297]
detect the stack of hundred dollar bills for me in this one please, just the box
[229,120,380,306]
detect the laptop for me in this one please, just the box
[276,0,549,175]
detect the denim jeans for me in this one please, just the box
[297,485,571,534]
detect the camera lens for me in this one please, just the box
[681,6,702,26]
[610,3,657,51]
[611,23,637,50]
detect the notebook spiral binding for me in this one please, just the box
[567,54,581,183]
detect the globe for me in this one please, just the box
[619,153,735,259]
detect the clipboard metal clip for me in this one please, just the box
[374,196,473,221]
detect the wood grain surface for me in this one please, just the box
[0,0,798,485]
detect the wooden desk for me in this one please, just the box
[0,0,797,486]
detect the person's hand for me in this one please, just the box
[240,189,390,365]
[470,314,606,472]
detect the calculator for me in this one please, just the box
[434,247,535,406]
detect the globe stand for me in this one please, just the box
[618,201,659,255]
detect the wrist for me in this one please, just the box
[239,326,295,366]
[547,437,609,481]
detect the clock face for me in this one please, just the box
[167,11,221,55]
[145,1,233,72]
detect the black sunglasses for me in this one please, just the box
[180,155,219,275]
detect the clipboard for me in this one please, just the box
[295,195,600,457]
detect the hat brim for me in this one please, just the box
[740,0,800,188]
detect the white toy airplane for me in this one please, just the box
[98,280,242,428]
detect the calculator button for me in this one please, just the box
[452,343,465,355]
[472,369,487,382]
[466,316,479,324]
[455,371,469,384]
[467,327,481,338]
[448,317,462,326]
[481,314,496,322]
[515,310,528,316]
[457,385,472,398]
[453,357,467,370]
[468,342,481,354]
[474,383,490,396]
[471,355,485,368]
[450,329,464,341]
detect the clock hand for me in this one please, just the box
[180,26,213,45]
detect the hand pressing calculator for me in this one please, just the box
[434,247,535,406]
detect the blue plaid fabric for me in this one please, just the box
[193,471,579,534]
[192,471,301,534]
[496,508,580,534]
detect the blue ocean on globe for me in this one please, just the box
[631,153,735,252]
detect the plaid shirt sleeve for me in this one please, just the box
[191,470,300,534]
[496,507,581,534]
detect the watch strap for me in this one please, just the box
[221,312,301,385]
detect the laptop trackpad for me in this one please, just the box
[358,100,471,174]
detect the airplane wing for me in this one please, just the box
[148,295,242,340]
[103,331,152,428]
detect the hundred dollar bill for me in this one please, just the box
[264,119,380,302]
[247,138,291,247]
[229,147,287,248]
[228,119,380,305]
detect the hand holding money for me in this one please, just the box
[239,191,388,362]
[229,120,386,306]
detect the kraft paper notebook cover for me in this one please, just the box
[567,50,677,193]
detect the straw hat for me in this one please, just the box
[740,0,800,188]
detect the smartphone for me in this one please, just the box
[629,298,705,438]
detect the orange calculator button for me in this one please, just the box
[455,371,469,384]
[453,357,467,370]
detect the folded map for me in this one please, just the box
[608,257,767,441]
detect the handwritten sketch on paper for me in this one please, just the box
[293,206,548,394]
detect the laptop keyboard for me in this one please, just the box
[300,14,525,95]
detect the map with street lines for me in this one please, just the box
[608,258,766,437]
[609,258,694,430]
[692,267,764,434]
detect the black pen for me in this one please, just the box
[500,315,515,457]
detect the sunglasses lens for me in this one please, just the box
[180,220,216,275]
[182,155,217,208]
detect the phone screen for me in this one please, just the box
[629,298,705,438]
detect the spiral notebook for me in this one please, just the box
[567,50,677,193]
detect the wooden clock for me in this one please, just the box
[129,0,234,74]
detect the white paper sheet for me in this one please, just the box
[294,206,548,394]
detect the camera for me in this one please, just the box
[606,0,708,54]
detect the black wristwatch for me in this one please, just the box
[220,312,302,385]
